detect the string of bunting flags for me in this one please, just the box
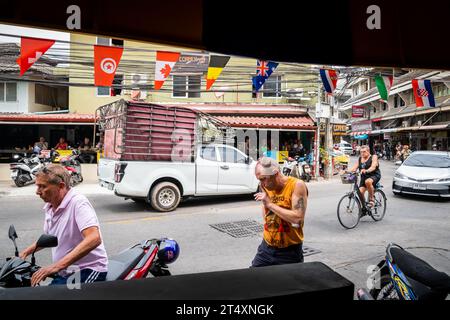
[13,36,438,107]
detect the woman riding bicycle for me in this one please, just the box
[347,145,381,208]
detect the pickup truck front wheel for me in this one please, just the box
[150,182,181,212]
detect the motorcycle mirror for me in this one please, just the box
[8,225,18,241]
[32,234,58,266]
[8,225,19,257]
[35,234,58,250]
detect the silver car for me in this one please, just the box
[392,151,450,198]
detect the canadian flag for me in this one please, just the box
[154,51,180,90]
[16,37,55,76]
[94,45,124,87]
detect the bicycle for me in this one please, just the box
[337,172,387,229]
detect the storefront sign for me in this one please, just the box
[319,123,348,135]
[333,124,347,133]
[352,105,365,118]
[354,134,368,140]
[316,103,330,119]
[172,52,209,73]
[411,132,426,138]
[352,120,372,132]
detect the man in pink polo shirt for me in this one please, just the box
[20,164,108,286]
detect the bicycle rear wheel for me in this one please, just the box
[337,194,361,229]
[370,189,387,221]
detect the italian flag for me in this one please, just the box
[375,75,393,102]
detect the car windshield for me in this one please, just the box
[403,154,450,168]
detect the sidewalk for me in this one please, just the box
[0,180,113,198]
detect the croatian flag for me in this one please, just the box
[320,69,339,95]
[412,79,435,108]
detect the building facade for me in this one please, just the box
[338,70,450,152]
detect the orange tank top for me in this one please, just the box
[263,176,304,248]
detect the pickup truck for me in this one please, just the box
[97,100,258,211]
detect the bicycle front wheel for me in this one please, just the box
[337,194,361,229]
[371,189,387,221]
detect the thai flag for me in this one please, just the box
[412,79,435,108]
[320,69,338,95]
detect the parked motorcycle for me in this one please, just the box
[296,156,311,182]
[56,149,83,186]
[281,155,299,178]
[9,153,45,187]
[0,225,180,288]
[357,243,450,300]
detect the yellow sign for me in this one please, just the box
[278,151,289,163]
[54,149,73,162]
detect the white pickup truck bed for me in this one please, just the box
[98,144,258,211]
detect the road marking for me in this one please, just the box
[106,216,163,225]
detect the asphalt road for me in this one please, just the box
[1,157,449,296]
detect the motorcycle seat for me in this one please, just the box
[390,247,450,292]
[106,247,145,281]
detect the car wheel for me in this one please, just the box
[150,182,181,212]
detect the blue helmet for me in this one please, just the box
[158,238,180,264]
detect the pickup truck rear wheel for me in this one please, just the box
[150,182,181,212]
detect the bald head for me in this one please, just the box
[255,157,280,176]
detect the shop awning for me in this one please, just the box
[0,113,96,125]
[350,131,371,136]
[396,123,450,132]
[214,115,315,130]
[370,128,399,135]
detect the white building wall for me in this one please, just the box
[0,82,28,113]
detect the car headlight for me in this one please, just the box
[435,177,450,182]
[394,172,407,179]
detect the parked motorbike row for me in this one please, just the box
[281,155,312,182]
[0,225,179,288]
[1,225,447,300]
[9,149,83,187]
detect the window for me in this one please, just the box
[96,37,123,47]
[263,75,282,98]
[0,82,17,102]
[219,147,247,164]
[97,74,123,97]
[172,75,201,98]
[97,87,111,97]
[200,146,217,161]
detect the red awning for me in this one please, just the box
[0,113,96,124]
[214,115,315,130]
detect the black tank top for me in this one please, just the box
[358,155,381,177]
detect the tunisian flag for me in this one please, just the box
[16,37,55,76]
[94,45,124,87]
[154,51,180,90]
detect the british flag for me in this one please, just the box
[412,79,435,107]
[256,60,270,77]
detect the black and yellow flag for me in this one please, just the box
[206,55,230,90]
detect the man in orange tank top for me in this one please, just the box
[251,157,308,267]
